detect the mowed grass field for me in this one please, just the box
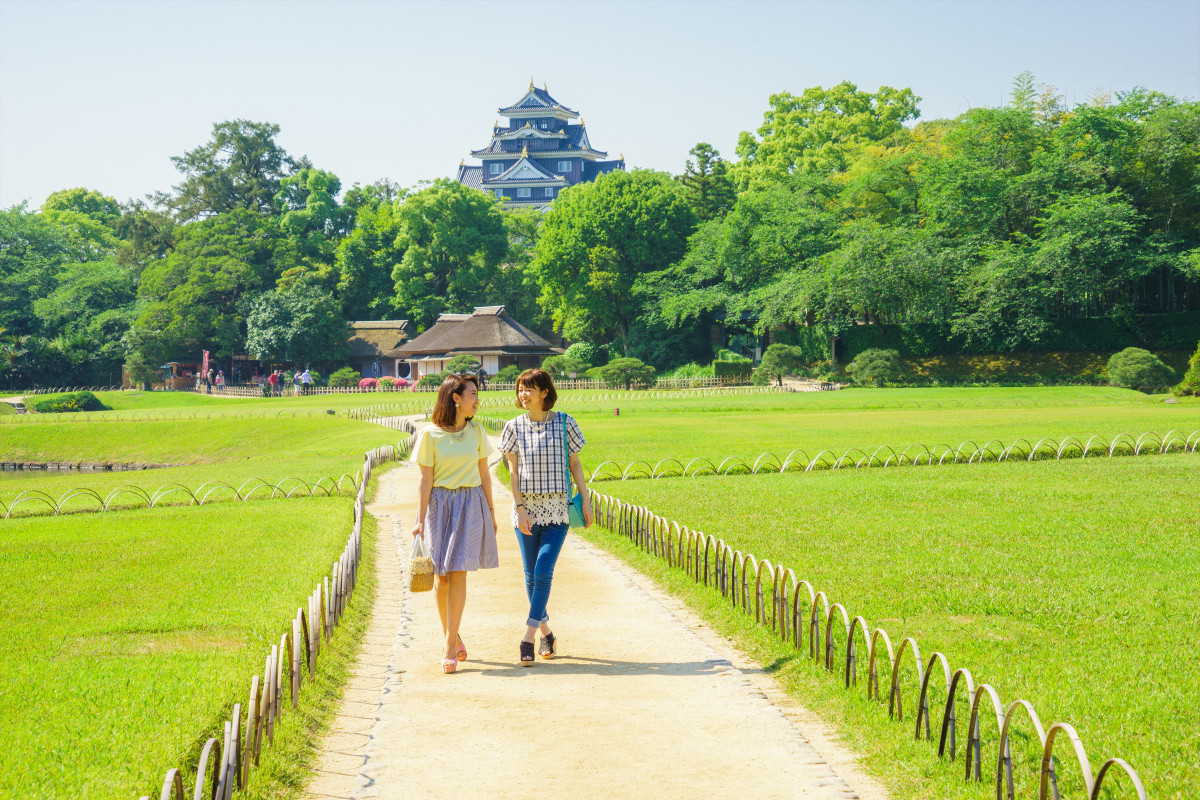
[0,414,400,465]
[595,454,1200,798]
[0,455,370,516]
[547,388,1200,472]
[0,498,364,799]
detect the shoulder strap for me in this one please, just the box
[561,412,573,492]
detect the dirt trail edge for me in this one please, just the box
[303,432,889,800]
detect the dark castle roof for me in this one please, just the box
[499,85,578,116]
[456,164,483,190]
[470,124,605,158]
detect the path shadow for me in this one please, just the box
[467,655,774,678]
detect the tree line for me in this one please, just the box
[1,72,1197,388]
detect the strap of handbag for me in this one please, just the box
[561,412,573,494]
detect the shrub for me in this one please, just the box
[329,367,360,388]
[846,348,904,386]
[359,377,378,390]
[495,364,522,383]
[597,357,656,389]
[1173,342,1200,397]
[714,348,751,363]
[32,390,109,413]
[307,370,322,387]
[1107,347,1176,393]
[445,354,481,374]
[565,342,609,368]
[659,362,715,380]
[378,376,396,389]
[756,344,808,386]
[713,361,753,380]
[418,371,446,389]
[395,378,410,389]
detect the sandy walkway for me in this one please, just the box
[302,437,888,800]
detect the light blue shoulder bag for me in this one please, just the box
[561,413,585,528]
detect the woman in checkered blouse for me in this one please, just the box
[498,369,593,665]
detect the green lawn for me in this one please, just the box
[594,454,1199,799]
[0,498,361,799]
[0,415,399,465]
[0,455,370,516]
[554,389,1199,475]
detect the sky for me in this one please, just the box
[1,0,1198,209]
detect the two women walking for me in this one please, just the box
[409,368,591,673]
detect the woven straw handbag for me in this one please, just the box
[408,534,435,593]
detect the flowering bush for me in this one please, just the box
[359,377,379,389]
[395,378,411,388]
[378,376,396,389]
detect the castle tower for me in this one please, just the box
[455,81,626,207]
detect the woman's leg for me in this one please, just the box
[436,571,467,659]
[523,523,568,642]
[514,525,540,605]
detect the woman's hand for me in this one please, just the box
[582,494,594,529]
[517,507,533,535]
[411,520,425,538]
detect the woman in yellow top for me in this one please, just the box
[410,373,498,674]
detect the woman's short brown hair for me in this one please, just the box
[431,373,479,428]
[514,368,557,411]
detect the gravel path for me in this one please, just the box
[302,436,888,800]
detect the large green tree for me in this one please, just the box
[391,180,508,330]
[734,82,920,186]
[677,142,736,222]
[165,120,299,221]
[244,285,349,366]
[533,169,696,347]
[134,209,290,360]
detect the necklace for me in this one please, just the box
[442,423,467,442]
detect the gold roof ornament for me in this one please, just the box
[529,78,535,90]
[580,117,586,127]
[459,159,464,166]
[543,82,547,91]
[619,153,624,161]
[521,144,529,157]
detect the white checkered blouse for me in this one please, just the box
[498,412,586,495]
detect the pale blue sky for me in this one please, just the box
[1,0,1197,209]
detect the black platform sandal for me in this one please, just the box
[519,640,535,665]
[539,631,556,659]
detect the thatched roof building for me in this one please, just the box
[395,306,562,380]
[348,320,412,378]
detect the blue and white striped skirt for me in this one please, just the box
[423,485,498,574]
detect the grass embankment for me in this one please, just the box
[0,415,398,465]
[0,455,369,516]
[593,454,1199,799]
[0,497,371,800]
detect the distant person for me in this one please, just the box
[205,368,213,394]
[300,369,313,394]
[410,374,498,674]
[293,370,302,396]
[498,368,592,665]
[477,366,488,391]
[215,370,225,393]
[268,370,279,397]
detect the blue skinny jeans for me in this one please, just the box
[515,523,568,627]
